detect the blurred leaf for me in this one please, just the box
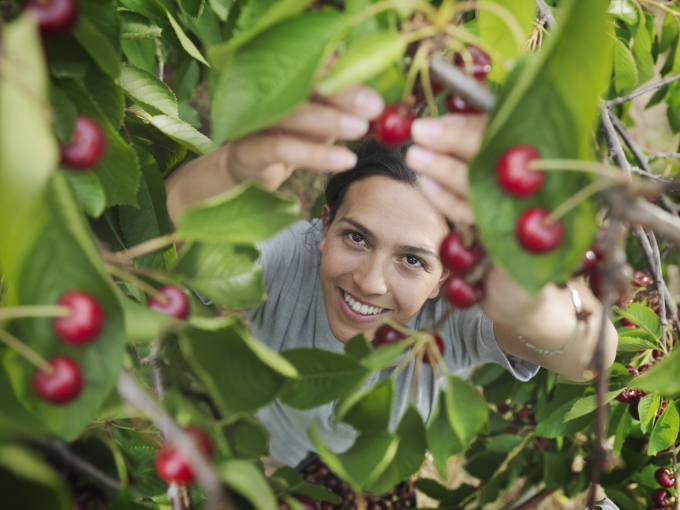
[634,348,680,396]
[487,434,523,452]
[426,392,464,478]
[445,374,488,445]
[180,0,204,18]
[638,392,660,434]
[49,83,77,145]
[219,460,277,510]
[339,378,393,432]
[632,21,655,86]
[122,39,159,75]
[119,295,181,344]
[121,64,179,117]
[607,0,638,25]
[359,342,408,370]
[344,334,372,361]
[616,329,658,351]
[648,400,680,455]
[165,9,209,65]
[542,451,570,489]
[120,9,163,39]
[74,16,122,78]
[614,38,638,93]
[64,170,107,218]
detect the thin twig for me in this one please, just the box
[672,447,679,510]
[429,56,496,112]
[535,0,556,28]
[606,72,680,108]
[117,370,230,510]
[650,230,668,350]
[512,488,557,510]
[648,152,680,160]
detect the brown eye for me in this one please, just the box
[351,232,364,243]
[407,256,422,266]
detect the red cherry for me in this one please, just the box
[60,116,106,170]
[443,276,483,308]
[655,468,676,488]
[639,363,652,373]
[515,207,564,253]
[439,233,485,275]
[654,349,663,359]
[453,45,492,79]
[496,145,544,198]
[155,426,213,485]
[572,250,597,277]
[625,365,639,376]
[374,324,406,346]
[445,94,482,114]
[422,334,444,364]
[622,318,637,328]
[531,437,551,451]
[53,290,105,345]
[629,399,641,420]
[23,0,79,36]
[652,488,675,508]
[431,77,444,94]
[147,285,190,319]
[615,387,638,403]
[370,103,415,147]
[634,271,652,287]
[33,355,83,404]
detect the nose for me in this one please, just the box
[353,253,388,296]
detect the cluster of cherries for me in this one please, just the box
[32,284,190,404]
[20,0,107,170]
[649,468,677,509]
[497,403,551,451]
[298,458,415,510]
[368,45,491,148]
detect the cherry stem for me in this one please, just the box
[444,26,507,68]
[120,233,176,261]
[400,26,438,46]
[403,43,430,104]
[640,0,680,17]
[544,179,616,226]
[106,264,170,306]
[0,305,70,322]
[356,490,366,510]
[452,1,525,51]
[408,348,424,403]
[527,159,629,181]
[0,329,54,375]
[417,43,439,118]
[349,0,437,27]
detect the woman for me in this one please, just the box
[165,83,617,469]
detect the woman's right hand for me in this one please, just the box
[226,84,385,189]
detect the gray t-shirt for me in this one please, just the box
[246,219,539,466]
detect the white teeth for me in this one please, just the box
[352,301,361,312]
[344,291,385,315]
[360,304,368,314]
[349,297,355,306]
[345,293,351,303]
[368,307,374,314]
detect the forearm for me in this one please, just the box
[494,282,618,382]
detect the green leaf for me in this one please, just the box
[426,392,465,478]
[73,16,122,78]
[607,0,638,25]
[219,460,277,510]
[172,242,265,307]
[366,62,405,105]
[209,0,231,21]
[120,10,163,39]
[542,451,570,489]
[130,104,216,155]
[638,392,661,434]
[359,341,408,370]
[648,400,680,455]
[122,39,159,75]
[317,31,406,96]
[180,0,205,18]
[668,82,680,133]
[477,0,536,83]
[563,389,625,421]
[445,374,488,446]
[176,181,300,243]
[616,303,662,339]
[58,79,141,207]
[487,434,523,452]
[63,170,107,218]
[211,11,346,143]
[0,365,49,438]
[119,295,180,344]
[617,329,658,351]
[49,83,77,145]
[165,9,209,65]
[634,347,680,396]
[632,21,655,86]
[340,378,394,433]
[121,64,179,117]
[3,174,126,441]
[344,334,373,361]
[661,13,679,53]
[182,316,298,413]
[534,398,595,438]
[277,349,368,410]
[614,38,638,93]
[468,0,612,295]
[293,483,341,504]
[646,84,670,109]
[464,450,506,481]
[85,60,126,130]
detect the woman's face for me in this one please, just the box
[319,175,451,343]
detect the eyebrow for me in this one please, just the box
[338,218,438,259]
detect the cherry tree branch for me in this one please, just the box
[429,56,496,112]
[117,370,231,510]
[535,0,556,28]
[605,71,680,108]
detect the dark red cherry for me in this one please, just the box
[370,103,415,147]
[431,77,444,94]
[53,290,105,345]
[453,45,492,79]
[616,387,638,403]
[23,0,79,36]
[654,350,663,359]
[639,363,652,373]
[573,250,597,277]
[622,318,637,328]
[655,468,675,488]
[629,399,641,420]
[515,207,564,253]
[155,426,213,485]
[60,115,106,170]
[634,271,652,287]
[496,145,544,198]
[33,355,83,404]
[374,324,406,346]
[439,233,485,275]
[444,276,483,308]
[422,334,444,364]
[531,437,551,451]
[445,94,482,114]
[147,285,190,320]
[652,488,675,508]
[625,365,639,376]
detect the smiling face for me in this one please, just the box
[318,175,451,343]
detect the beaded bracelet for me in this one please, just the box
[518,283,584,355]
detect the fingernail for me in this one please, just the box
[418,175,442,195]
[339,114,369,138]
[355,89,385,119]
[412,119,442,141]
[330,148,358,170]
[406,146,435,168]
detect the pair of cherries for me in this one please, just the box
[374,324,444,365]
[34,285,190,404]
[155,425,214,485]
[650,469,677,509]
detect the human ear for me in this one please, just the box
[319,204,331,253]
[428,268,451,300]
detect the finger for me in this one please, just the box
[418,176,475,226]
[318,83,385,120]
[411,114,487,161]
[276,102,369,140]
[231,133,357,174]
[405,145,469,199]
